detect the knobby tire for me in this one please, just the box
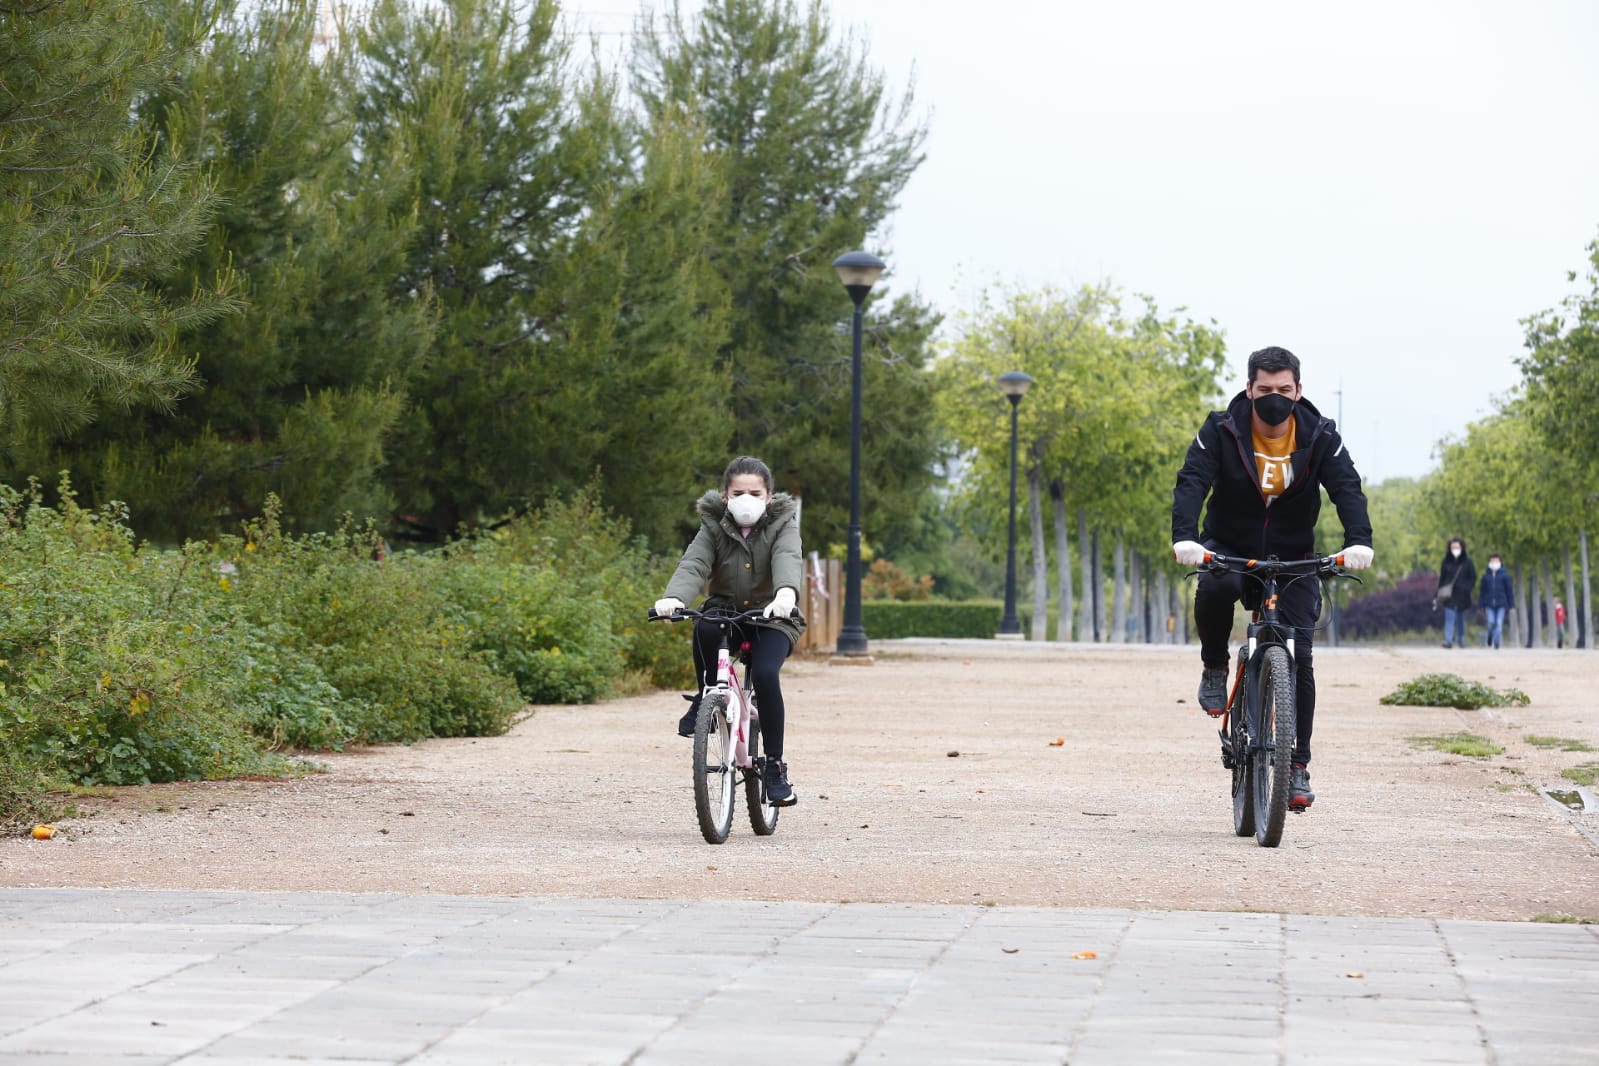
[693,693,735,844]
[1230,651,1254,838]
[1253,645,1296,847]
[745,694,779,836]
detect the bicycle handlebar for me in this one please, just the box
[646,605,770,624]
[1198,552,1353,579]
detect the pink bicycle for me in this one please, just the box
[648,605,780,843]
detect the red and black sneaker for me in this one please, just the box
[1289,763,1315,810]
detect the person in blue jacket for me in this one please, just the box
[1478,552,1514,649]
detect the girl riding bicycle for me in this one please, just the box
[653,456,805,806]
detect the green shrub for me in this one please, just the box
[862,601,1003,639]
[1380,673,1531,710]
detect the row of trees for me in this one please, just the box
[2,0,939,553]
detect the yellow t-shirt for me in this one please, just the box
[1253,420,1296,502]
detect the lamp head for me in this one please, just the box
[997,371,1033,403]
[833,251,886,306]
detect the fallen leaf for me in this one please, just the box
[947,750,960,757]
[976,789,986,794]
[1071,950,1098,960]
[1345,971,1364,979]
[1002,948,1020,954]
[706,865,718,871]
[859,823,870,829]
[1049,738,1065,747]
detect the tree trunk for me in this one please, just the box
[1077,508,1093,643]
[1110,539,1127,644]
[1155,567,1170,643]
[1028,467,1047,641]
[1327,575,1340,647]
[1091,530,1104,642]
[1581,530,1593,651]
[1514,564,1528,648]
[1172,576,1188,644]
[1053,482,1072,642]
[1532,560,1545,648]
[1564,546,1578,650]
[1127,549,1142,643]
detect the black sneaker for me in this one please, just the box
[1289,763,1315,810]
[1198,667,1228,716]
[677,694,700,738]
[761,759,797,807]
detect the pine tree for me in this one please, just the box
[632,0,942,551]
[0,0,235,443]
[5,0,431,540]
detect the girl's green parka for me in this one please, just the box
[664,490,807,646]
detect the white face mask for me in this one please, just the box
[727,494,766,526]
[1451,548,1462,558]
[1488,561,1501,571]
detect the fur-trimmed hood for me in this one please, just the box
[695,489,798,530]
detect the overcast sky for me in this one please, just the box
[566,0,1599,484]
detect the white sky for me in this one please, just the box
[565,0,1599,484]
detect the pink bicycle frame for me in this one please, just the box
[714,642,757,768]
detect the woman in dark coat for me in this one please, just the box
[1437,536,1476,648]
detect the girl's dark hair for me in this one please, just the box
[722,455,773,493]
[1449,536,1467,552]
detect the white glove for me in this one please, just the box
[1338,545,1374,570]
[763,587,797,619]
[1172,540,1208,566]
[653,596,685,620]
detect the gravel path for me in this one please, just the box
[5,642,1596,920]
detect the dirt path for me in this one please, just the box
[4,643,1596,920]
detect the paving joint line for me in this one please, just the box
[1060,909,1135,1063]
[1436,919,1498,1066]
[839,906,977,1065]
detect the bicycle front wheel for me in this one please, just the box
[745,701,779,836]
[1252,645,1296,848]
[693,693,736,844]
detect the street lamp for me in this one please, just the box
[996,370,1033,638]
[832,250,886,657]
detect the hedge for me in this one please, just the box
[861,600,1003,639]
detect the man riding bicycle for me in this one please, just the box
[1171,346,1374,810]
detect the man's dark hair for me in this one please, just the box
[722,455,773,493]
[1247,346,1301,383]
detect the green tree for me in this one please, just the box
[1520,234,1599,477]
[0,0,235,443]
[936,285,1226,638]
[633,0,941,550]
[9,0,431,540]
[355,0,598,538]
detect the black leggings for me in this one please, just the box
[1194,563,1322,765]
[692,620,793,760]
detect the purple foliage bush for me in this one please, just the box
[1341,571,1440,638]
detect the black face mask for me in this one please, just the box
[1253,393,1295,427]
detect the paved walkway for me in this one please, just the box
[2,889,1595,1065]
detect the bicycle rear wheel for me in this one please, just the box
[1229,654,1254,838]
[1252,645,1296,847]
[693,693,736,844]
[745,698,779,836]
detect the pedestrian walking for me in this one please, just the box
[1479,552,1513,649]
[1436,537,1475,648]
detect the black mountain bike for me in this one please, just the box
[1197,552,1356,848]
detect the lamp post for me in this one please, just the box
[832,250,886,657]
[996,371,1033,638]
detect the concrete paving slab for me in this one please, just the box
[2,888,1597,1065]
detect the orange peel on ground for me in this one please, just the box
[31,825,58,840]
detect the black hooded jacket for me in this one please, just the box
[1172,391,1372,559]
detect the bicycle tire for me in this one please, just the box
[693,693,736,844]
[1230,653,1254,838]
[745,697,779,836]
[1252,645,1295,847]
